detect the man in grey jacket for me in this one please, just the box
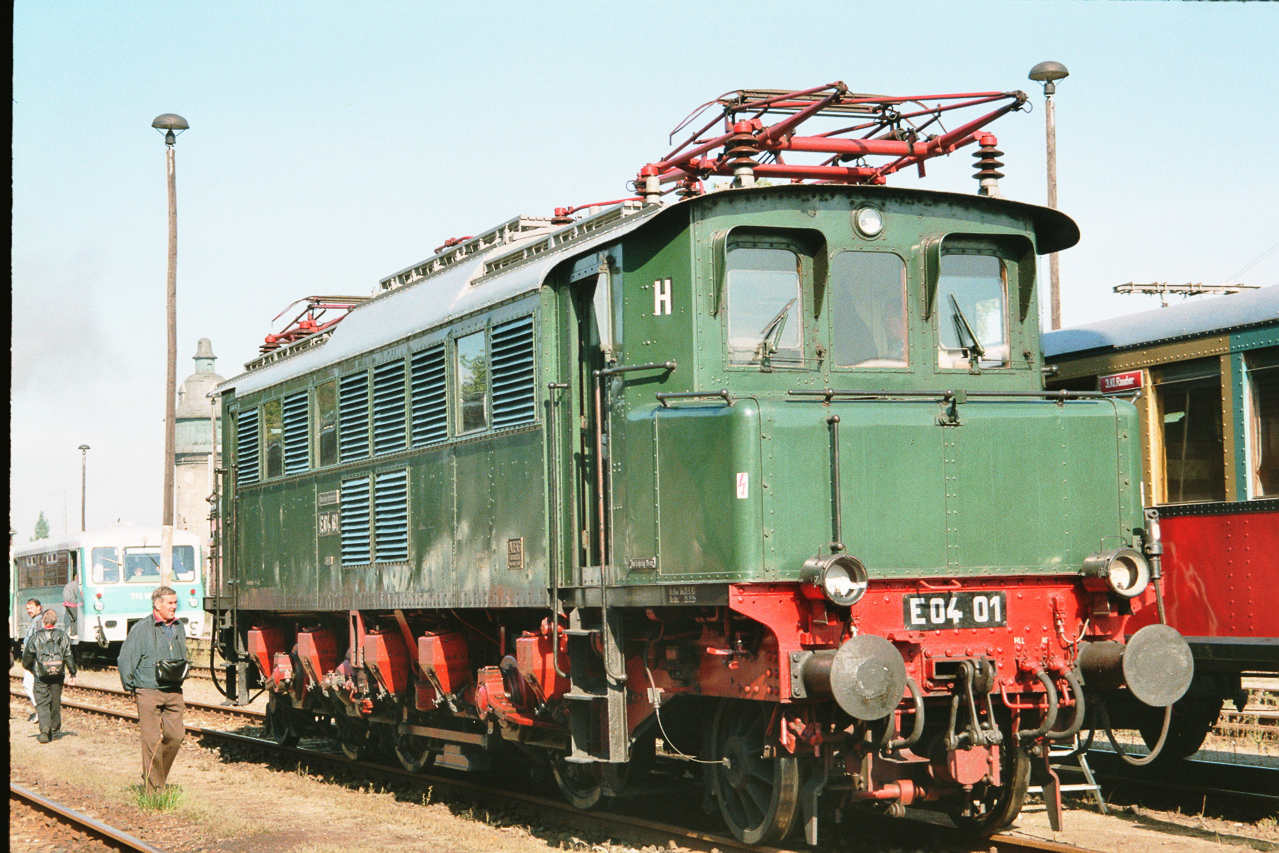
[118,586,189,794]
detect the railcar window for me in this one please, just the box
[373,360,408,454]
[457,331,489,434]
[316,381,338,466]
[122,546,197,583]
[263,400,284,478]
[936,255,1009,369]
[1247,349,1279,497]
[726,246,803,366]
[831,252,907,368]
[1157,370,1225,503]
[410,346,448,445]
[236,409,260,485]
[339,372,371,460]
[283,390,310,474]
[91,547,121,584]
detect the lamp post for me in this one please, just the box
[78,444,90,531]
[153,112,188,585]
[1029,61,1069,330]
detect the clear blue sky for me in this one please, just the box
[11,0,1278,539]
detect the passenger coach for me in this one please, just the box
[1046,286,1278,760]
[209,84,1192,845]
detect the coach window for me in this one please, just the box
[1247,348,1279,497]
[831,252,907,368]
[91,547,121,584]
[1155,358,1224,503]
[457,330,489,434]
[936,253,1010,369]
[316,381,338,466]
[726,244,803,366]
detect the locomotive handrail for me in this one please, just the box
[788,388,1129,403]
[595,360,677,378]
[655,389,733,407]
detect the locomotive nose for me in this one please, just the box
[1077,623,1194,708]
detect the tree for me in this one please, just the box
[32,511,50,541]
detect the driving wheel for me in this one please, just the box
[709,700,800,845]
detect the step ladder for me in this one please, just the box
[1029,736,1107,817]
[562,606,628,765]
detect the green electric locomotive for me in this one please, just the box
[210,85,1191,845]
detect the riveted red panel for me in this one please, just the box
[297,628,341,685]
[247,625,292,684]
[363,631,411,697]
[515,630,569,700]
[417,631,469,695]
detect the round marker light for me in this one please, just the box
[801,554,869,607]
[853,207,884,238]
[1081,548,1150,598]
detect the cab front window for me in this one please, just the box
[937,254,1009,369]
[91,547,121,584]
[726,246,803,366]
[831,251,907,368]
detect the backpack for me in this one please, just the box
[35,633,66,679]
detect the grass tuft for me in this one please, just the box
[131,783,185,812]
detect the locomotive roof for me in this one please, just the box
[218,185,1078,399]
[1043,285,1279,360]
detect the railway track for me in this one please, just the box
[10,783,171,853]
[10,683,1101,853]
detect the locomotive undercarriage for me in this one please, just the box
[216,575,1186,846]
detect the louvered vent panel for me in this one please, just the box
[236,409,260,485]
[339,373,370,461]
[374,469,409,562]
[282,391,310,474]
[491,316,536,427]
[410,346,447,445]
[340,476,371,565]
[372,360,407,455]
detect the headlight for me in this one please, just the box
[1081,548,1150,598]
[801,554,869,607]
[853,206,884,238]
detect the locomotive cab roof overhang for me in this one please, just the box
[216,184,1078,400]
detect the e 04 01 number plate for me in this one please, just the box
[903,591,1007,630]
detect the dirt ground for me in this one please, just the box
[9,663,1277,853]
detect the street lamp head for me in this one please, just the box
[1029,61,1069,96]
[151,113,189,146]
[78,444,90,453]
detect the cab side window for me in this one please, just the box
[937,254,1010,369]
[830,252,907,368]
[726,246,803,366]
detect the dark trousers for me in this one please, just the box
[135,688,185,793]
[33,678,64,736]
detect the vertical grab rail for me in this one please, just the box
[547,382,570,680]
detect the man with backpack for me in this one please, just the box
[21,608,77,743]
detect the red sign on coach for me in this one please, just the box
[1099,370,1143,394]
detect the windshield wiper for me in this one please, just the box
[757,298,797,360]
[948,294,985,364]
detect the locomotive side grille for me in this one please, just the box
[490,315,536,428]
[339,372,370,461]
[374,469,409,562]
[340,474,371,565]
[373,360,408,455]
[282,391,310,474]
[410,346,448,445]
[236,408,260,485]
